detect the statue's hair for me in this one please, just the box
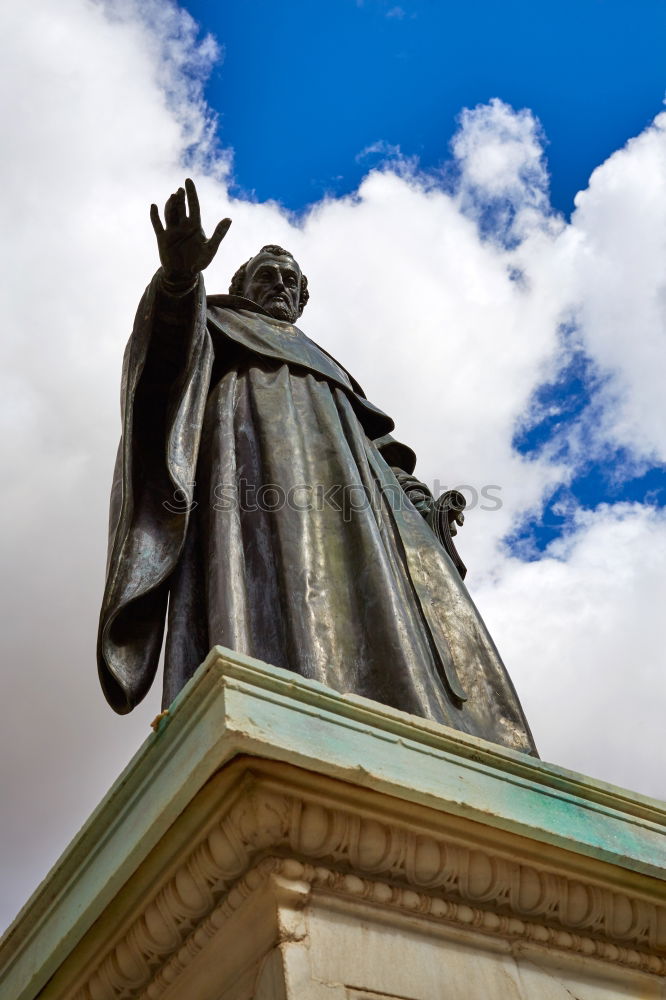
[229,244,309,316]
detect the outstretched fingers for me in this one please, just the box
[175,186,186,221]
[185,178,200,224]
[150,203,164,236]
[164,187,187,227]
[164,191,180,227]
[151,182,231,271]
[202,217,232,266]
[210,217,232,249]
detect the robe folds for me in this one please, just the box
[97,271,537,755]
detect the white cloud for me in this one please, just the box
[452,97,554,240]
[1,0,665,935]
[568,113,666,461]
[476,503,666,796]
[355,139,404,162]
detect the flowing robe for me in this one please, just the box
[97,272,537,755]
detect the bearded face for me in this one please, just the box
[242,252,302,322]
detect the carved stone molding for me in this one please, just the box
[144,857,666,1000]
[69,768,666,1000]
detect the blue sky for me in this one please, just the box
[184,0,666,218]
[181,0,666,552]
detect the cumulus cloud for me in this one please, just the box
[568,113,666,461]
[1,0,665,934]
[452,97,555,241]
[476,503,666,791]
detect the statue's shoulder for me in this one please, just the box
[206,293,264,314]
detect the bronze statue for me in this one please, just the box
[97,179,537,755]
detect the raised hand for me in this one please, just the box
[150,178,231,284]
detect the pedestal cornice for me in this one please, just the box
[1,648,665,1000]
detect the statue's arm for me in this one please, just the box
[97,181,227,713]
[391,467,467,579]
[374,432,467,579]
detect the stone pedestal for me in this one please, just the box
[2,649,665,999]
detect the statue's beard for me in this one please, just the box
[265,296,296,321]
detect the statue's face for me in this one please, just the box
[242,252,302,322]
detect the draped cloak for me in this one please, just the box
[97,271,537,755]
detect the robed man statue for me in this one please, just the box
[97,179,537,756]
